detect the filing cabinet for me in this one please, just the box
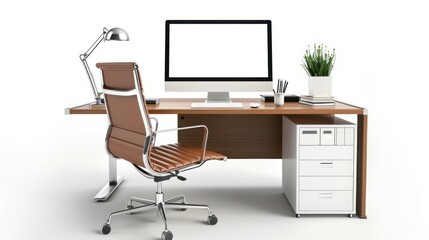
[282,115,357,217]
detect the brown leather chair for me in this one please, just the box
[96,62,226,240]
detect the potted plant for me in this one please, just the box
[302,44,336,97]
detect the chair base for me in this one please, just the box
[102,182,218,239]
[94,175,125,202]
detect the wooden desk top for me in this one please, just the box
[66,98,365,115]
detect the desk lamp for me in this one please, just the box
[79,27,129,105]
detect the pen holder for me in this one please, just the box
[274,93,285,106]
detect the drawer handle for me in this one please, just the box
[302,130,318,134]
[319,193,333,199]
[323,130,332,134]
[320,162,333,168]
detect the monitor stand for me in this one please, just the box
[206,92,231,103]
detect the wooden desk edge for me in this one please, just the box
[65,102,107,115]
[336,100,368,115]
[66,99,366,115]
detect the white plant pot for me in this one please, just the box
[308,76,333,97]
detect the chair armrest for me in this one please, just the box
[153,125,208,161]
[150,117,159,132]
[154,125,207,134]
[149,117,159,145]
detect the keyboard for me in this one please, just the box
[191,102,243,108]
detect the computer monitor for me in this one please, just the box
[165,20,272,102]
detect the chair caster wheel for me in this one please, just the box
[101,223,111,235]
[161,230,173,240]
[296,214,301,218]
[207,214,218,225]
[348,214,353,218]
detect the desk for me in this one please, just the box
[66,98,368,218]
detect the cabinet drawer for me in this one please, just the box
[299,191,353,211]
[299,128,320,145]
[299,177,354,190]
[320,128,335,145]
[299,146,354,160]
[300,160,354,176]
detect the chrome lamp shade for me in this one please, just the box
[105,28,129,41]
[80,27,130,105]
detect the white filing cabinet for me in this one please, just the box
[282,115,357,217]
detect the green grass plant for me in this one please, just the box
[302,44,336,76]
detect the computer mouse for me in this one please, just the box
[250,102,260,108]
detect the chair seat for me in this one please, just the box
[150,143,225,172]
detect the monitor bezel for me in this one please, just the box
[165,20,273,82]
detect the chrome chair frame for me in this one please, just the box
[100,63,223,239]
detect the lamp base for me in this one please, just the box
[91,98,105,105]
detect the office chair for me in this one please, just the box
[96,62,226,240]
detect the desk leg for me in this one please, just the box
[94,156,124,201]
[356,112,368,218]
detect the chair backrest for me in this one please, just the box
[96,62,152,167]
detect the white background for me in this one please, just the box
[1,0,429,239]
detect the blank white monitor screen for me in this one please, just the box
[165,20,272,91]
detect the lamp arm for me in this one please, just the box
[80,57,101,101]
[79,27,108,104]
[79,27,108,60]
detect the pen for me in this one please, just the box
[272,89,276,94]
[276,79,280,93]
